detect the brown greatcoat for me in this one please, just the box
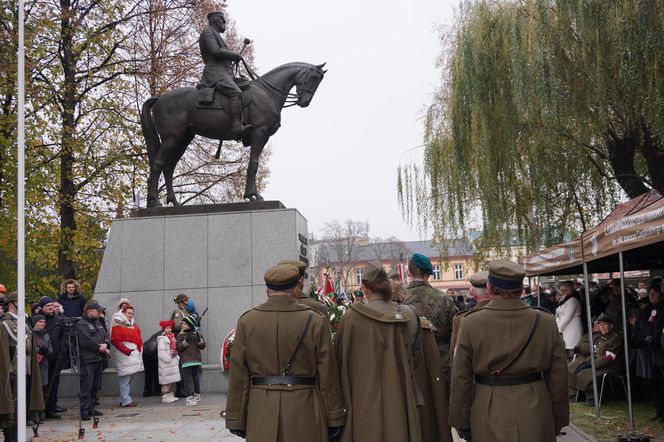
[449,298,569,442]
[297,291,328,315]
[416,318,453,442]
[223,295,345,442]
[450,299,490,354]
[335,300,422,442]
[0,325,13,428]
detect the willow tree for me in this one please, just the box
[399,0,664,252]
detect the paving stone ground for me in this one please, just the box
[22,394,595,441]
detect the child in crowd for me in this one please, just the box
[157,320,180,403]
[176,316,206,406]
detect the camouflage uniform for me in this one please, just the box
[404,281,458,394]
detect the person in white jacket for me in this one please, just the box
[157,320,181,403]
[110,305,144,407]
[555,281,583,359]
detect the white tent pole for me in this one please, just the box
[536,275,540,307]
[618,252,635,431]
[17,0,27,437]
[583,262,600,418]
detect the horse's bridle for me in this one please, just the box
[248,64,319,107]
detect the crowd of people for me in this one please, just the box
[0,281,209,441]
[2,258,663,441]
[522,275,664,425]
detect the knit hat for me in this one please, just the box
[32,314,46,324]
[117,298,131,309]
[160,319,174,330]
[39,296,55,308]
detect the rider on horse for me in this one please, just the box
[198,11,251,139]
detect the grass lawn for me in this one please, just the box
[570,400,664,441]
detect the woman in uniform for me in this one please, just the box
[334,261,422,442]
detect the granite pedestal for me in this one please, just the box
[66,202,308,397]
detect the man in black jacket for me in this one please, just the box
[76,301,110,421]
[39,297,67,419]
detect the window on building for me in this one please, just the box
[355,268,363,285]
[454,264,464,280]
[432,265,441,281]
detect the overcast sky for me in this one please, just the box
[227,0,456,241]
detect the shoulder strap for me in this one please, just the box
[281,311,314,377]
[2,320,17,342]
[491,310,540,375]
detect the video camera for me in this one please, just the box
[60,316,80,333]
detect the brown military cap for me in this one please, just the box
[469,271,488,288]
[3,291,18,304]
[488,259,525,290]
[264,263,300,291]
[361,261,388,282]
[173,293,189,304]
[278,259,307,276]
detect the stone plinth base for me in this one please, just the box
[91,202,308,394]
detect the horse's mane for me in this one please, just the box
[259,62,314,78]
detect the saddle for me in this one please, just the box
[196,77,252,110]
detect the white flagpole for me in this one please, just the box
[17,0,28,437]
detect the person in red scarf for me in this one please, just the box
[111,305,144,407]
[157,320,180,403]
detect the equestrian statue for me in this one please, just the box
[141,11,326,207]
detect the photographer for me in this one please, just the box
[75,301,110,421]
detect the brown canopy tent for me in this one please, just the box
[520,190,664,429]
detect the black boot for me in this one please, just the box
[228,96,251,139]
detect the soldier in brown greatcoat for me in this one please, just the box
[278,260,327,315]
[449,260,569,442]
[222,264,345,441]
[335,261,422,442]
[450,271,490,354]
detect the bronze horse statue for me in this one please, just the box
[141,62,326,207]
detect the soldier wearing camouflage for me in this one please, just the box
[403,253,458,396]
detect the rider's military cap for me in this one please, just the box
[487,260,525,290]
[207,11,226,22]
[410,253,433,275]
[361,261,388,283]
[265,264,300,291]
[278,260,307,277]
[469,271,488,288]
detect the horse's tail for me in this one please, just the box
[141,96,160,167]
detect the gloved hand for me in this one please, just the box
[230,429,246,438]
[574,361,591,374]
[328,426,342,439]
[645,335,655,346]
[457,428,472,440]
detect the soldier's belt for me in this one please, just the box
[474,373,542,387]
[251,376,316,386]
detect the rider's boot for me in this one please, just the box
[229,96,252,140]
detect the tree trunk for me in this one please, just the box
[605,129,649,199]
[639,122,664,196]
[58,0,77,280]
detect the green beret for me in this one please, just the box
[469,271,488,288]
[410,253,433,275]
[488,260,525,290]
[277,260,307,276]
[362,261,387,282]
[265,264,300,291]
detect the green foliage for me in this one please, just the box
[400,0,664,252]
